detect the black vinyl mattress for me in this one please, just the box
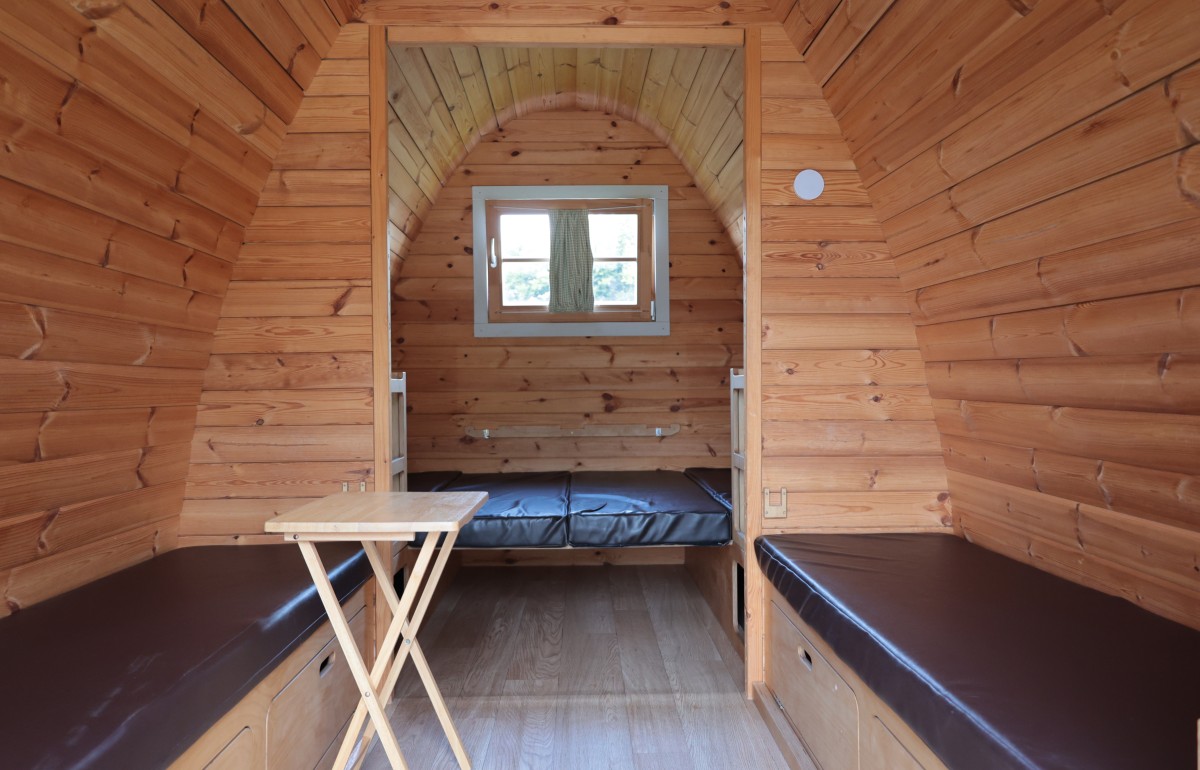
[756,533,1200,770]
[0,544,369,770]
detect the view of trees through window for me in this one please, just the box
[498,212,639,306]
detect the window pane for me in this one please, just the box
[588,213,638,260]
[502,261,550,305]
[499,213,550,260]
[593,261,638,305]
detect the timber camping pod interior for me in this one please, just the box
[0,1,1198,768]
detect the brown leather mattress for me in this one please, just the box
[0,543,369,770]
[756,533,1200,770]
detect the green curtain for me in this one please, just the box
[548,209,594,313]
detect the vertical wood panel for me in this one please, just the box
[742,26,766,699]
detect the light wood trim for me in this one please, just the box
[457,546,686,566]
[483,196,655,323]
[386,26,745,47]
[742,25,765,700]
[264,491,486,534]
[370,25,392,493]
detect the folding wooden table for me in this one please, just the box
[265,491,486,770]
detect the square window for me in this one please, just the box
[472,185,670,337]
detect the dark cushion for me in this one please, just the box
[407,470,461,491]
[569,470,731,547]
[756,534,1200,770]
[444,472,569,548]
[0,544,369,770]
[683,467,733,511]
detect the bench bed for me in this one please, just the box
[0,544,369,770]
[756,533,1200,770]
[409,468,732,549]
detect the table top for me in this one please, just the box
[264,492,487,536]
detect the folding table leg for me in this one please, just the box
[297,541,410,770]
[363,537,471,770]
[334,534,439,770]
[335,533,469,770]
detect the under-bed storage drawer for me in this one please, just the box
[266,603,366,769]
[766,599,859,770]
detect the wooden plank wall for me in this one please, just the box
[181,25,377,543]
[384,45,747,252]
[359,1,780,26]
[0,0,351,614]
[396,110,744,473]
[753,50,950,534]
[787,0,1200,627]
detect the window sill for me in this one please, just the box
[473,318,670,338]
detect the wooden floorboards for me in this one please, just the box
[364,565,788,770]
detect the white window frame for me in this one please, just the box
[471,184,670,338]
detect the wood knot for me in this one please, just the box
[75,0,125,20]
[603,16,619,25]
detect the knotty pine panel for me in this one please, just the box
[183,25,376,541]
[752,50,947,534]
[800,0,1200,625]
[0,0,341,605]
[396,111,743,473]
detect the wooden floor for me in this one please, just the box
[363,565,789,770]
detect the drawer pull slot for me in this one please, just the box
[797,644,813,671]
[319,651,336,677]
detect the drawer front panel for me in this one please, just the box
[767,599,859,770]
[267,605,366,770]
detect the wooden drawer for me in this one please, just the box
[266,604,366,770]
[203,727,261,770]
[767,599,859,770]
[862,715,928,770]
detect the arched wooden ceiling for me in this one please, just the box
[385,45,746,244]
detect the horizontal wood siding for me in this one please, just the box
[182,24,376,541]
[0,0,342,614]
[754,50,949,535]
[397,110,743,473]
[800,0,1200,628]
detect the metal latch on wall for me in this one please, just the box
[763,487,788,519]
